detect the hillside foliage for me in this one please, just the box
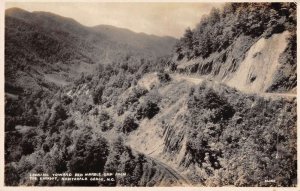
[183,83,296,186]
[175,3,296,61]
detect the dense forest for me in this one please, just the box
[5,2,297,187]
[175,3,296,60]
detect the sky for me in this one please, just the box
[5,2,224,38]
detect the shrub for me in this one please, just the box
[92,85,105,104]
[136,101,160,120]
[122,115,138,134]
[5,164,20,186]
[68,133,109,173]
[157,72,171,83]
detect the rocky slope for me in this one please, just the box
[226,31,291,93]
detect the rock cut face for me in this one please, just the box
[227,31,290,93]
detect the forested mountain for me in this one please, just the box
[5,7,176,93]
[93,25,176,57]
[5,3,297,187]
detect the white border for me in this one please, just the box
[0,1,298,191]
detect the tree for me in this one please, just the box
[92,85,105,104]
[5,164,20,186]
[122,115,138,134]
[182,27,194,59]
[210,7,221,24]
[157,71,171,83]
[47,102,68,127]
[68,133,109,173]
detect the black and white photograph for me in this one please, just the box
[2,0,298,188]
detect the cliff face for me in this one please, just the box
[227,31,290,93]
[176,35,254,78]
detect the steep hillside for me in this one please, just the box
[5,51,181,186]
[173,3,296,93]
[54,68,296,186]
[127,73,296,186]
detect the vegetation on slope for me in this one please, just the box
[5,54,176,186]
[175,3,296,60]
[127,76,296,187]
[184,82,296,186]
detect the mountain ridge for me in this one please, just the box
[92,24,176,39]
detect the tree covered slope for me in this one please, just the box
[173,3,296,93]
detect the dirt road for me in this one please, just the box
[147,154,191,186]
[171,73,203,85]
[131,148,192,186]
[171,73,296,99]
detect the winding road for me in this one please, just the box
[131,148,192,186]
[147,154,191,186]
[171,73,296,100]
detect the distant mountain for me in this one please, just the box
[5,7,177,93]
[92,25,177,57]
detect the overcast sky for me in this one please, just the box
[6,2,224,38]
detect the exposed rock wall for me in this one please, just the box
[227,31,290,93]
